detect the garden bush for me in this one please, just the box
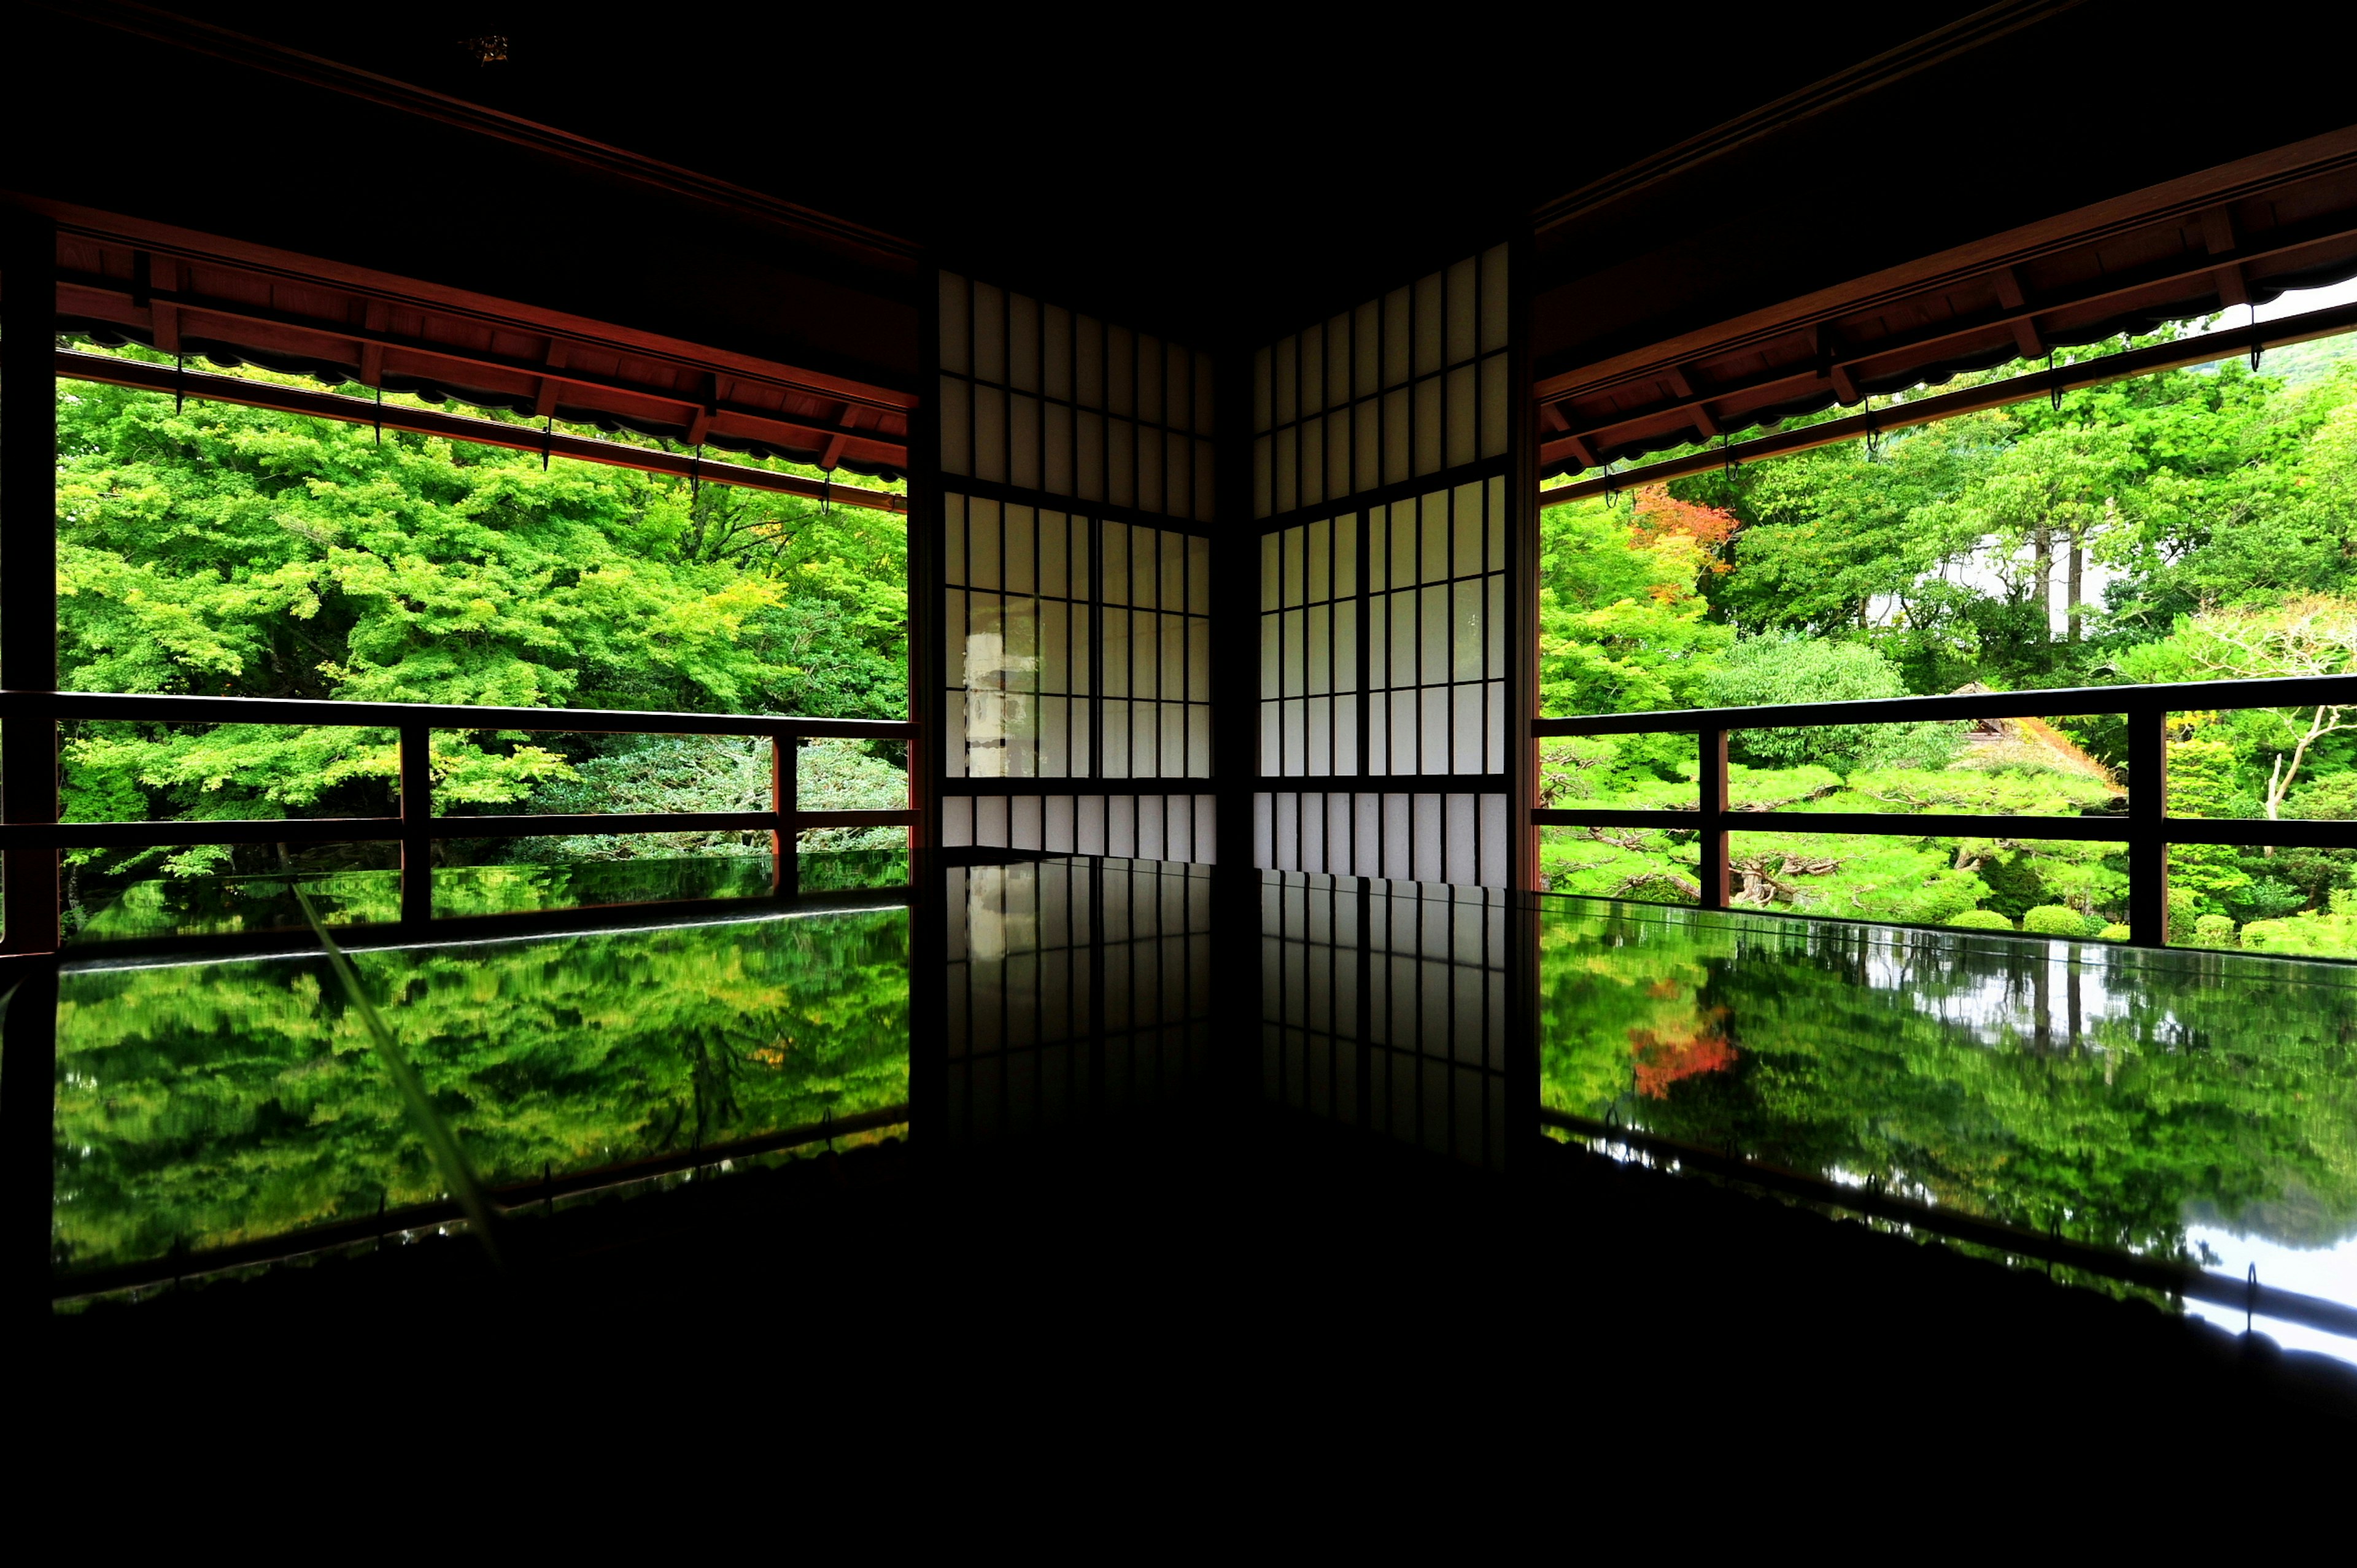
[2022,905,2096,937]
[2192,913,2239,948]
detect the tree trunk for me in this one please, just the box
[2033,527,2054,642]
[2067,529,2084,643]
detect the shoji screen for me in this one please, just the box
[937,274,1218,861]
[1252,247,1516,886]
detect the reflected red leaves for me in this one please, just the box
[1629,1012,1739,1099]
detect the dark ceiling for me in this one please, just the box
[129,0,1991,335]
[22,1,2357,377]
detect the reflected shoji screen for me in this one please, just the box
[937,271,1217,861]
[1259,870,1509,1170]
[946,859,1215,1139]
[1251,249,1512,887]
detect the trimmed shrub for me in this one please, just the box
[2022,905,2096,937]
[2192,913,2239,949]
[1946,909,2015,932]
[2095,923,2132,941]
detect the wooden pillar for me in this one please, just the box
[1507,234,1541,895]
[1211,342,1264,1107]
[905,262,949,1148]
[2,207,59,956]
[1,204,59,1319]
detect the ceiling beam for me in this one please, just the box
[1539,208,2357,455]
[532,338,567,417]
[819,403,861,470]
[1992,266,2046,357]
[56,349,909,514]
[58,272,905,461]
[55,269,913,418]
[2202,205,2250,309]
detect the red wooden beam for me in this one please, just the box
[56,350,910,514]
[1539,209,2357,450]
[55,271,911,463]
[1539,297,2357,486]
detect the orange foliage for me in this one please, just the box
[1627,484,1740,574]
[1628,1024,1740,1098]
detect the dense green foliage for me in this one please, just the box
[1539,903,2357,1261]
[1539,328,2357,949]
[54,907,911,1272]
[53,369,908,893]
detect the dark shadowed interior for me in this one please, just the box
[8,1,2357,1445]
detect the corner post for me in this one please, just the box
[1212,337,1264,1110]
[1507,234,1540,894]
[907,260,948,1148]
[2,206,60,956]
[2129,705,2169,946]
[1697,728,1729,910]
[2,205,61,1319]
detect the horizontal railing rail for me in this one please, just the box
[0,690,922,952]
[1533,674,2357,944]
[0,689,920,736]
[1532,674,2357,736]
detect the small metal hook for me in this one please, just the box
[541,414,552,471]
[174,350,185,415]
[2048,352,2062,413]
[2248,301,2263,374]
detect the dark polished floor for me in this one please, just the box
[36,854,2357,1435]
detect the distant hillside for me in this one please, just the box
[2266,327,2357,389]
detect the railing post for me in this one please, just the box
[773,730,799,898]
[2129,705,2169,946]
[1697,727,1729,910]
[398,724,432,929]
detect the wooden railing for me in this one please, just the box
[0,690,921,952]
[1532,674,2357,946]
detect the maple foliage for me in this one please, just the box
[1625,483,1740,573]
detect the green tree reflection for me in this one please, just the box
[1539,904,2357,1263]
[53,908,910,1274]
